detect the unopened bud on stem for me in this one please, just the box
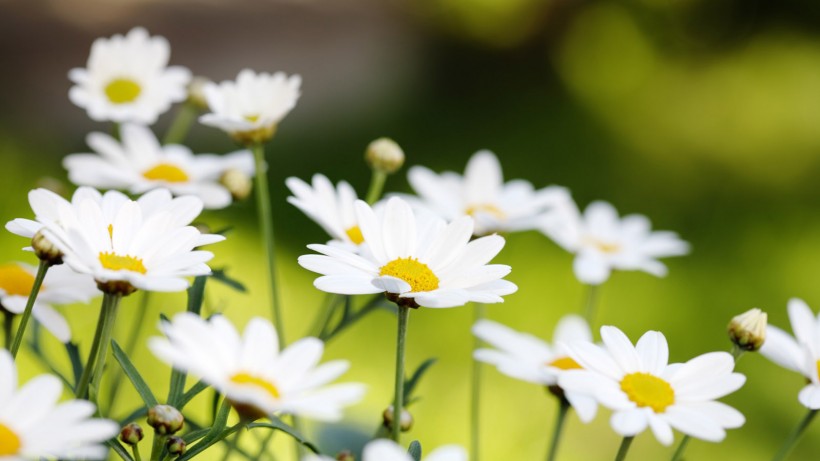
[167,436,187,456]
[119,423,144,445]
[728,308,767,352]
[382,405,413,432]
[147,405,185,435]
[365,138,404,174]
[220,168,253,201]
[32,230,63,266]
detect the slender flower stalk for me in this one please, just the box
[9,260,49,358]
[771,409,818,461]
[670,436,690,461]
[470,303,487,461]
[76,292,123,399]
[583,284,599,326]
[164,101,199,145]
[106,291,152,411]
[614,437,634,461]
[546,398,571,461]
[365,170,387,205]
[2,310,12,349]
[392,305,411,441]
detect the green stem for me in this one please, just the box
[365,170,387,205]
[614,436,634,461]
[221,428,243,461]
[320,294,384,342]
[132,444,143,461]
[163,103,198,145]
[150,433,166,461]
[546,398,571,461]
[106,291,152,411]
[771,409,819,461]
[582,284,600,327]
[9,260,49,358]
[311,294,341,337]
[391,305,411,442]
[3,310,13,350]
[670,435,690,461]
[76,292,122,400]
[471,303,487,461]
[252,143,285,348]
[731,344,745,362]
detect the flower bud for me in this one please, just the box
[382,405,413,432]
[365,138,404,174]
[167,436,187,456]
[220,168,253,201]
[187,76,211,111]
[728,308,767,352]
[32,230,63,266]
[147,405,185,435]
[119,423,144,446]
[336,450,355,461]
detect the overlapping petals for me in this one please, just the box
[286,174,363,248]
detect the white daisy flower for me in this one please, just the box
[298,197,517,308]
[760,298,820,409]
[303,439,467,461]
[472,315,598,422]
[63,123,254,209]
[406,150,569,236]
[0,262,98,343]
[68,27,191,125]
[540,199,689,285]
[199,69,301,145]
[149,313,366,422]
[286,174,363,249]
[558,326,746,445]
[0,349,119,459]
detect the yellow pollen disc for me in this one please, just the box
[585,237,621,254]
[230,372,281,400]
[548,356,583,371]
[620,372,675,413]
[142,163,190,183]
[0,422,21,456]
[345,226,364,245]
[379,257,440,293]
[0,264,37,297]
[104,78,142,104]
[466,203,505,219]
[99,252,147,274]
[816,359,820,381]
[244,114,261,123]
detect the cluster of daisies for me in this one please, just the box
[0,25,817,461]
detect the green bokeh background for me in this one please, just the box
[2,0,820,459]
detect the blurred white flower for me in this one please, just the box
[0,349,119,459]
[298,197,517,308]
[760,298,820,409]
[150,313,365,421]
[407,150,569,236]
[68,27,191,124]
[303,439,466,461]
[559,326,745,446]
[286,174,363,249]
[63,124,254,209]
[540,200,689,285]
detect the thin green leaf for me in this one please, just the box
[186,275,207,315]
[209,268,247,293]
[118,406,148,426]
[248,416,321,454]
[65,341,83,389]
[404,358,437,403]
[176,400,234,461]
[179,379,210,408]
[181,427,211,444]
[111,340,159,407]
[408,440,422,461]
[106,439,134,461]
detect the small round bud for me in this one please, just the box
[119,423,144,446]
[728,308,767,352]
[187,76,211,111]
[365,138,404,174]
[167,436,187,456]
[147,405,185,435]
[336,450,355,461]
[32,230,63,266]
[382,405,413,432]
[220,168,253,201]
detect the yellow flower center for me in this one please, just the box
[0,264,37,297]
[548,356,583,371]
[244,114,260,123]
[816,359,820,381]
[379,257,440,293]
[583,237,621,254]
[345,226,364,245]
[99,252,147,274]
[0,422,21,456]
[620,372,675,413]
[466,203,505,219]
[142,163,190,183]
[104,78,142,104]
[230,372,281,400]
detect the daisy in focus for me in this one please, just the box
[63,123,254,209]
[558,325,745,445]
[760,298,820,409]
[199,69,302,145]
[298,197,517,308]
[0,262,98,343]
[149,313,366,421]
[68,27,191,124]
[0,349,119,459]
[303,439,467,461]
[540,199,689,285]
[286,174,364,249]
[473,314,598,421]
[406,150,569,236]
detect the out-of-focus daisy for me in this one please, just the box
[0,262,98,343]
[473,315,597,421]
[286,174,363,248]
[63,123,254,209]
[540,199,689,285]
[68,27,191,124]
[199,69,301,145]
[298,197,517,308]
[0,349,119,459]
[149,313,365,421]
[303,439,467,461]
[558,326,745,445]
[760,298,820,409]
[406,150,569,236]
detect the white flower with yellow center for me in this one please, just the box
[286,174,363,248]
[0,349,119,459]
[298,197,517,308]
[558,326,745,445]
[199,69,301,145]
[303,439,466,461]
[149,313,366,421]
[760,298,820,409]
[406,150,569,236]
[540,199,689,285]
[0,262,98,343]
[63,124,254,209]
[68,27,191,124]
[473,315,598,422]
